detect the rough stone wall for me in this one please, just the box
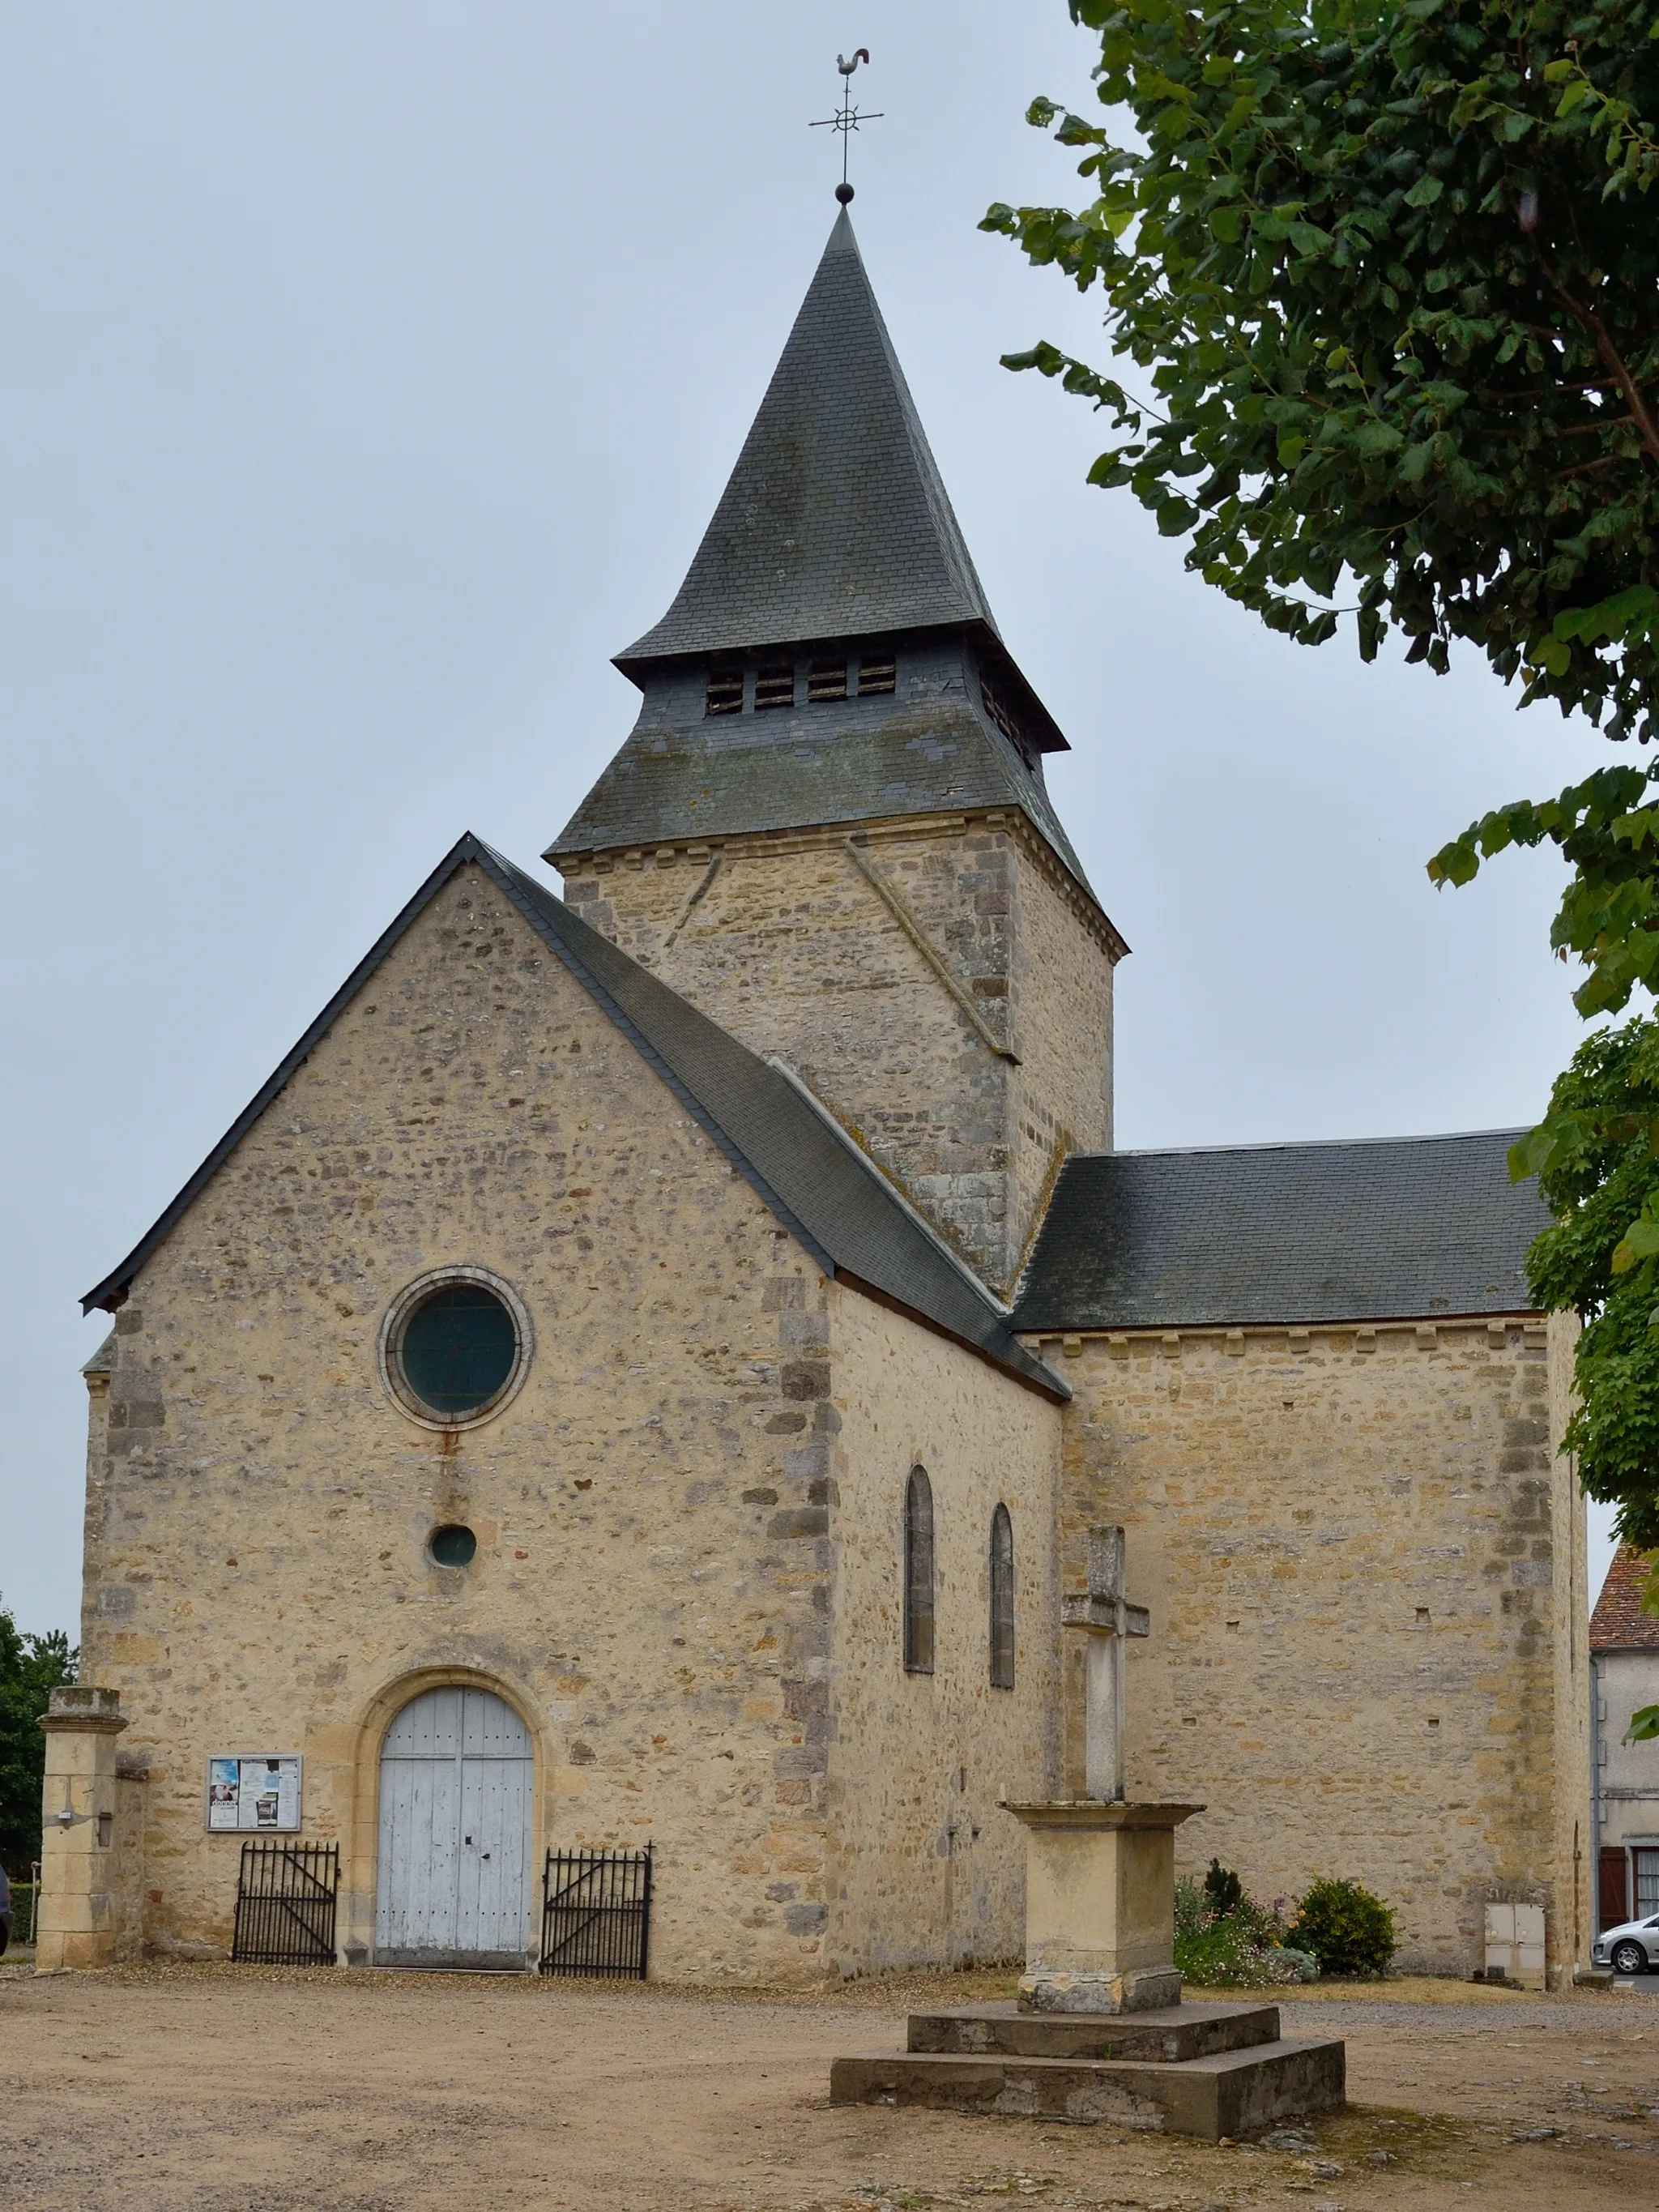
[824,1287,1064,1976]
[1005,850,1114,1283]
[1035,1317,1589,1978]
[561,813,1115,1292]
[79,861,904,1980]
[1547,1313,1593,1966]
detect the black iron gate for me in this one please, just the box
[539,1844,652,1979]
[230,1840,340,1966]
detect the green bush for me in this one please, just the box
[1290,1878,1398,1979]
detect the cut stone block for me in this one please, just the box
[906,1999,1281,2065]
[830,2029,1346,2142]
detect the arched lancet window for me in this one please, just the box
[903,1466,935,1675]
[989,1503,1015,1690]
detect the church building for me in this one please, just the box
[68,207,1591,1984]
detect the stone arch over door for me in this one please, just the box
[374,1684,535,1966]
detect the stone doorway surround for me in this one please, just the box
[337,1665,548,1970]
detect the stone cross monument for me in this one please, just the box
[829,1525,1346,2130]
[1061,1525,1149,1802]
[1008,1527,1201,2013]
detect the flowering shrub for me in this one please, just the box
[1173,1867,1311,1988]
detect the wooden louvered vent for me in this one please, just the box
[857,654,896,696]
[754,660,797,710]
[979,673,1033,765]
[808,655,849,701]
[704,665,744,716]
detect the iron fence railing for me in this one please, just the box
[230,1840,339,1966]
[539,1844,652,1979]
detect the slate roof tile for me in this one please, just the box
[1011,1131,1549,1331]
[618,209,996,666]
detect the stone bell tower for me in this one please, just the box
[548,207,1124,1293]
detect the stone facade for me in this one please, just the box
[562,810,1115,1295]
[1028,1317,1590,1977]
[75,862,1060,1977]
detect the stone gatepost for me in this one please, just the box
[36,1685,128,1971]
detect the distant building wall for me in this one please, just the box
[1597,1649,1659,1889]
[1029,1313,1589,1978]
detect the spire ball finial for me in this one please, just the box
[836,181,855,205]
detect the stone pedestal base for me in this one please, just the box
[1019,1964,1183,2014]
[1006,1800,1202,2016]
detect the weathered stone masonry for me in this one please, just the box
[562,809,1115,1295]
[1028,1317,1589,1975]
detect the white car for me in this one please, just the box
[1593,1915,1659,1975]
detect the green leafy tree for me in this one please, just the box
[0,1599,77,1876]
[984,0,1659,1550]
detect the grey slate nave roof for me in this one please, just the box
[616,208,998,673]
[1011,1131,1550,1331]
[83,836,1064,1401]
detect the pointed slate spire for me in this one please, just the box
[616,209,998,674]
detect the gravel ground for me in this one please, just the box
[1,1961,1655,2212]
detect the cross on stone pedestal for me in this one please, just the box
[1060,1527,1149,1803]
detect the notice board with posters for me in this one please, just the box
[206,1754,302,1832]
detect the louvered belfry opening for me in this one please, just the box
[979,672,1034,767]
[857,654,897,696]
[808,655,849,701]
[754,659,796,710]
[705,664,744,716]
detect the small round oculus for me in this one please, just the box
[429,1523,478,1569]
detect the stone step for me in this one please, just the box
[906,2000,1281,2064]
[829,2035,1346,2142]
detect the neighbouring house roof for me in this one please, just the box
[1011,1130,1550,1332]
[615,208,1000,675]
[1591,1543,1659,1652]
[82,835,1064,1402]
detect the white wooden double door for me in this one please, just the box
[375,1688,535,1967]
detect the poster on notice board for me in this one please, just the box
[206,1753,302,1832]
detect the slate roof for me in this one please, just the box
[547,657,1100,904]
[1590,1543,1659,1652]
[1011,1131,1550,1332]
[617,208,997,671]
[83,836,1064,1401]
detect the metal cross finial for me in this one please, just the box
[810,48,883,204]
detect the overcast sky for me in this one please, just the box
[1,2,1619,1639]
